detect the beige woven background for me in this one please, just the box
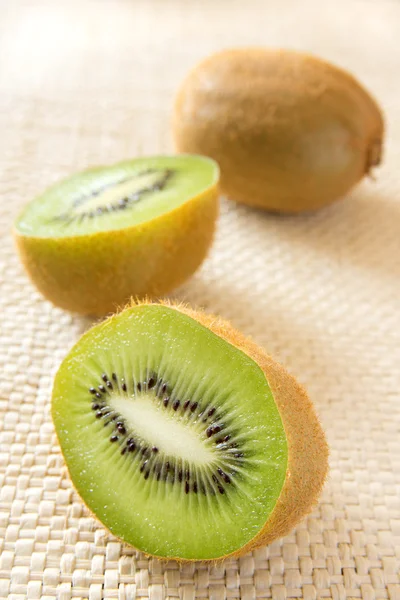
[1,1,399,598]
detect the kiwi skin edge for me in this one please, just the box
[13,164,219,316]
[53,300,329,562]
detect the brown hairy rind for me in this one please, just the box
[173,48,384,213]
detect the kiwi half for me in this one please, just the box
[52,301,328,561]
[173,48,384,213]
[14,156,219,315]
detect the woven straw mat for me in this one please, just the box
[0,1,399,599]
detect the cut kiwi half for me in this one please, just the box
[14,156,219,315]
[52,302,328,561]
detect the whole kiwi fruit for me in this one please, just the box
[173,48,384,213]
[13,155,219,315]
[52,300,328,561]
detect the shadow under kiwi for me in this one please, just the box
[240,184,400,283]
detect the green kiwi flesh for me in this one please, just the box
[15,155,217,238]
[52,304,288,560]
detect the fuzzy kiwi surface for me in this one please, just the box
[14,156,219,315]
[52,301,328,561]
[173,48,384,213]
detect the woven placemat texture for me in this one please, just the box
[1,1,399,599]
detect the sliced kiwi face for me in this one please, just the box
[16,155,217,238]
[52,304,288,560]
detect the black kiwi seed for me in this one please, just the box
[213,425,222,434]
[172,399,180,411]
[207,407,216,418]
[185,481,189,494]
[234,452,244,458]
[121,447,127,455]
[178,470,183,482]
[165,461,170,471]
[144,471,150,480]
[147,377,155,389]
[183,400,190,411]
[89,387,96,395]
[117,423,126,434]
[218,485,225,494]
[190,402,198,412]
[122,382,127,391]
[218,468,231,484]
[128,442,136,452]
[92,403,100,410]
[137,382,142,392]
[193,482,198,493]
[161,383,168,394]
[96,411,103,418]
[98,385,106,393]
[101,374,108,382]
[110,435,119,442]
[106,380,113,389]
[95,392,102,399]
[112,373,117,382]
[223,435,231,442]
[206,427,214,438]
[152,446,159,453]
[163,397,170,408]
[140,461,147,473]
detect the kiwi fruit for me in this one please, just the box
[52,301,328,561]
[14,155,219,315]
[173,48,384,213]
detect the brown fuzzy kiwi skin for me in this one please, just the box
[13,182,219,316]
[173,48,384,213]
[54,300,328,562]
